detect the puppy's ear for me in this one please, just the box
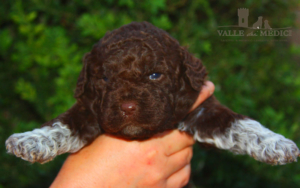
[182,49,207,91]
[74,52,91,98]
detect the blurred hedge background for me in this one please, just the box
[1,0,300,187]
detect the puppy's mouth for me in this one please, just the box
[120,125,144,137]
[116,124,165,140]
[102,114,168,139]
[117,116,156,139]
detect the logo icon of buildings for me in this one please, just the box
[238,8,249,27]
[237,8,271,29]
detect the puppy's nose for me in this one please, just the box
[120,102,137,116]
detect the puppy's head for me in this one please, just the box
[75,22,207,139]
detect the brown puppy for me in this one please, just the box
[6,22,299,165]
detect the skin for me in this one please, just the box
[50,81,215,188]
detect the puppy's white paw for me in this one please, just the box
[6,122,86,163]
[231,119,300,165]
[6,128,58,163]
[251,135,300,165]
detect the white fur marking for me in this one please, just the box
[178,108,204,132]
[178,122,187,131]
[5,122,86,163]
[194,118,300,165]
[196,108,204,118]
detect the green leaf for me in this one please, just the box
[15,78,37,102]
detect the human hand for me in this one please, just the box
[50,81,215,188]
[51,130,194,188]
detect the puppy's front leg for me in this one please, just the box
[181,96,300,165]
[6,103,101,163]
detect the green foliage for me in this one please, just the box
[1,0,299,187]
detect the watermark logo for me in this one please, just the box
[218,8,292,41]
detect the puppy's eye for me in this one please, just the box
[149,73,162,80]
[102,77,108,82]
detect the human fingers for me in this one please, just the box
[166,164,191,188]
[158,130,194,156]
[164,146,193,176]
[189,80,215,112]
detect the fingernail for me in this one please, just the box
[185,164,191,170]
